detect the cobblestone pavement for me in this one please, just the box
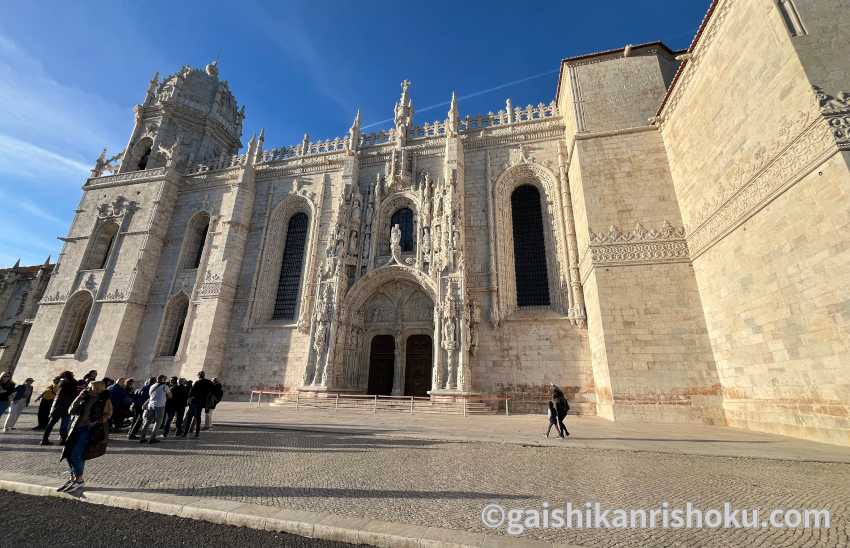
[1,409,848,547]
[1,491,361,547]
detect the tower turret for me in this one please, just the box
[119,61,244,173]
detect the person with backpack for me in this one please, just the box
[138,375,171,444]
[551,383,570,438]
[57,380,112,494]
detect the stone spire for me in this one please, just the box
[447,91,460,136]
[347,109,361,153]
[393,80,414,142]
[255,128,265,162]
[144,72,159,104]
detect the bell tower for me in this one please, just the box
[119,61,244,173]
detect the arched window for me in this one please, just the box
[390,208,414,252]
[511,185,549,307]
[157,293,189,357]
[82,222,119,270]
[51,291,93,356]
[138,145,152,170]
[272,213,309,320]
[181,213,210,269]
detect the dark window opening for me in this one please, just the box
[273,212,309,320]
[390,208,414,252]
[137,145,152,170]
[511,185,550,307]
[191,222,208,268]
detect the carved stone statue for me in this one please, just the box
[348,230,359,255]
[390,224,402,263]
[351,197,362,225]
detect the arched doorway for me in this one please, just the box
[404,334,432,397]
[367,335,395,395]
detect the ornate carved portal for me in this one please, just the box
[342,278,436,396]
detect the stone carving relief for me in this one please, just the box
[96,196,136,220]
[584,221,689,273]
[815,86,850,149]
[687,104,838,258]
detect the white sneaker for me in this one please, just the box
[67,481,85,493]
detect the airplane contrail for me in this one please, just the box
[361,67,561,130]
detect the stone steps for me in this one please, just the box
[267,394,505,415]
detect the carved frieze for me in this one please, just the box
[687,107,838,258]
[582,221,690,278]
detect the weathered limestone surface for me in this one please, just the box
[659,0,850,445]
[9,1,850,447]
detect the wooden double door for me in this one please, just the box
[366,334,432,397]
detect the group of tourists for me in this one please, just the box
[0,368,223,494]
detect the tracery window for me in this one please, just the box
[511,185,550,307]
[390,208,414,252]
[272,212,309,320]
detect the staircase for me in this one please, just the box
[262,392,506,416]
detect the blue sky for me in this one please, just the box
[0,0,710,268]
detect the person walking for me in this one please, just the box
[58,380,112,494]
[0,372,15,424]
[203,378,224,431]
[162,377,188,438]
[139,375,170,444]
[3,378,34,431]
[128,377,155,440]
[33,377,59,430]
[41,371,76,446]
[551,384,570,438]
[545,400,560,438]
[107,378,132,432]
[181,371,213,438]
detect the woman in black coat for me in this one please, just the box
[57,381,112,494]
[550,384,570,438]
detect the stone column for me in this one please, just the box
[391,329,404,395]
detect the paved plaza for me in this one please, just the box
[1,403,849,547]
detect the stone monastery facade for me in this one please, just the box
[13,0,850,446]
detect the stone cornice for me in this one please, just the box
[84,167,168,189]
[579,221,690,282]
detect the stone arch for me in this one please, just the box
[375,191,419,257]
[331,265,438,391]
[342,265,437,323]
[50,290,94,357]
[492,161,568,320]
[156,291,190,357]
[128,137,154,171]
[249,193,316,325]
[179,211,211,270]
[81,221,119,270]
